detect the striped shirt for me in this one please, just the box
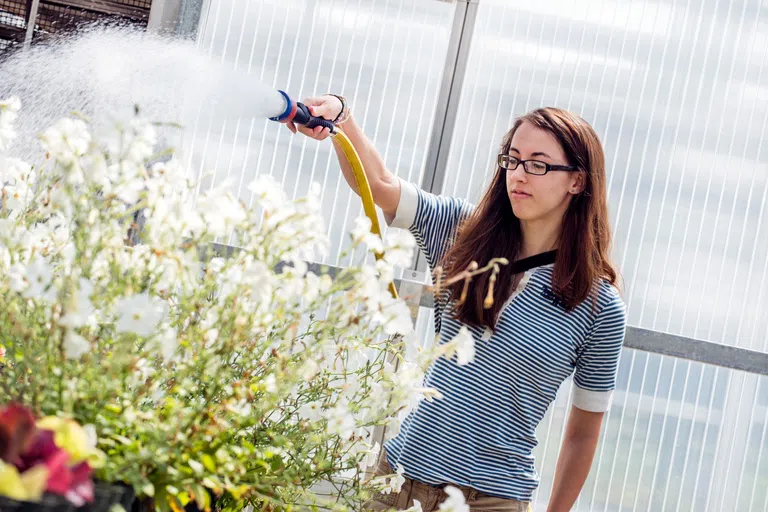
[383,180,627,502]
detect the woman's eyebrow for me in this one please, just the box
[509,146,552,159]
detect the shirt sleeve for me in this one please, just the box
[387,178,474,272]
[571,290,627,412]
[387,178,474,334]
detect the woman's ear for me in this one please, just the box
[569,171,586,195]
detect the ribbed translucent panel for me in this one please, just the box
[444,0,768,349]
[192,0,455,269]
[437,0,768,510]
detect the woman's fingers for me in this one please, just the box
[302,96,324,106]
[296,124,314,137]
[286,121,297,134]
[316,127,331,141]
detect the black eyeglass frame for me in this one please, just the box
[497,154,578,175]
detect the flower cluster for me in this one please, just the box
[0,403,104,506]
[0,97,470,512]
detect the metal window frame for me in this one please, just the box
[413,0,479,273]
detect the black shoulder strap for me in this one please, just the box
[510,250,557,274]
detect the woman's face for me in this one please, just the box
[504,121,583,223]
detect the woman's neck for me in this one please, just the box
[519,218,561,259]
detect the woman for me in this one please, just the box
[287,96,626,512]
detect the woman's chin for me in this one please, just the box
[510,203,536,220]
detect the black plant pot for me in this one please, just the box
[0,493,77,511]
[78,482,136,512]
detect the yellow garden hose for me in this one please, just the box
[268,91,397,299]
[333,129,398,300]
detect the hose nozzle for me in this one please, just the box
[270,90,337,134]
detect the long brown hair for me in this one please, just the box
[441,107,618,329]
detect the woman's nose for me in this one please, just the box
[508,162,527,182]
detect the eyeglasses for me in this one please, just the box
[497,154,577,176]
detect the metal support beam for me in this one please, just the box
[147,0,206,39]
[22,0,40,50]
[413,0,478,274]
[623,327,768,376]
[421,0,478,196]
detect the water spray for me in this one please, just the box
[269,90,398,299]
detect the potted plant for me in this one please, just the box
[0,96,476,511]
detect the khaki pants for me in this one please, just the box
[364,450,531,512]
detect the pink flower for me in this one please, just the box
[0,403,95,505]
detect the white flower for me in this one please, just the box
[63,330,90,360]
[0,97,21,151]
[438,486,469,512]
[113,177,145,205]
[60,278,95,329]
[203,328,219,347]
[41,118,91,166]
[383,229,416,268]
[157,326,178,362]
[264,374,277,393]
[197,186,246,237]
[303,271,331,303]
[248,174,287,212]
[83,424,98,450]
[404,500,423,512]
[382,297,414,337]
[453,326,476,366]
[126,118,157,163]
[8,262,28,293]
[351,216,384,253]
[360,442,380,471]
[100,117,156,165]
[389,464,406,493]
[375,259,394,285]
[300,359,319,381]
[385,413,402,438]
[323,401,356,439]
[297,401,324,423]
[0,157,33,211]
[115,292,167,337]
[22,257,57,302]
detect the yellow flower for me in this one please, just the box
[36,417,106,468]
[0,462,48,502]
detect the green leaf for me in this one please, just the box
[188,459,204,474]
[201,454,216,472]
[142,482,155,497]
[193,484,209,510]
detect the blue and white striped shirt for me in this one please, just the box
[384,180,627,502]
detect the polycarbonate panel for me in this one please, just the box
[443,0,768,350]
[436,0,768,510]
[190,0,455,270]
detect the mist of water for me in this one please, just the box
[0,25,286,160]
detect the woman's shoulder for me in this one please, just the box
[592,278,626,320]
[531,266,624,317]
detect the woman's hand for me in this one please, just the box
[285,95,343,141]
